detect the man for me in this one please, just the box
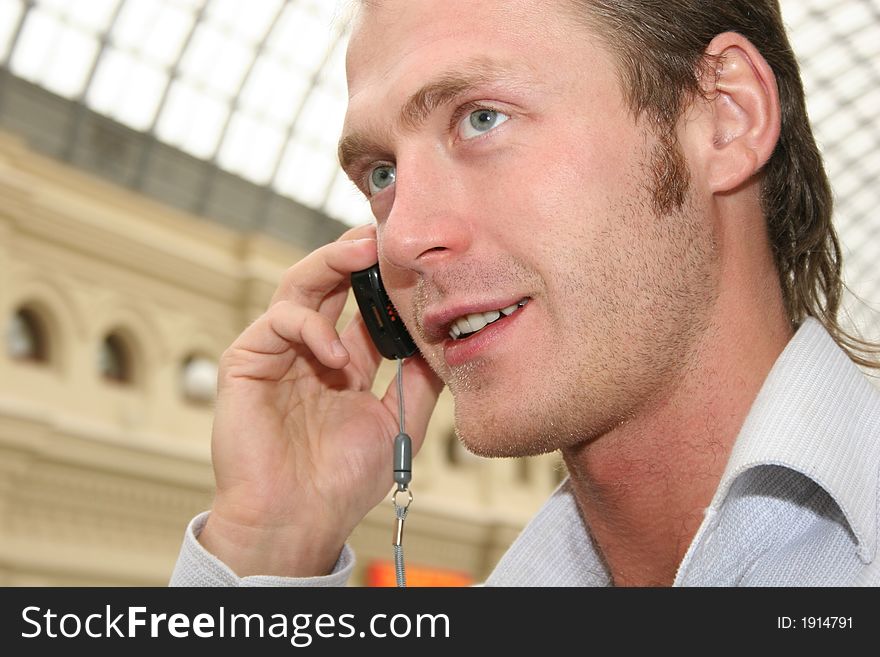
[171,0,880,586]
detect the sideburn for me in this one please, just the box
[650,127,691,216]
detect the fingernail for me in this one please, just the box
[331,340,348,358]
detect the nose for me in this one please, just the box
[377,149,473,277]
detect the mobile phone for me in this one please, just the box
[351,264,417,360]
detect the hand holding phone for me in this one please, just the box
[199,227,441,580]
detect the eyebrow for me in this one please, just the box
[338,58,525,176]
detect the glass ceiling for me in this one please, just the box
[0,0,878,337]
[0,0,370,226]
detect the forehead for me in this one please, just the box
[344,0,580,107]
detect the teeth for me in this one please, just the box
[448,299,528,340]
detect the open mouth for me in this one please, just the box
[448,298,529,340]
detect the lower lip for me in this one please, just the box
[442,304,528,368]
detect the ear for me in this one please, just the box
[692,32,781,193]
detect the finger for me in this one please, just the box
[339,311,385,388]
[227,301,350,379]
[319,224,377,316]
[381,356,444,451]
[315,281,351,325]
[270,237,377,309]
[296,225,376,318]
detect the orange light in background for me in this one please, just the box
[366,560,473,587]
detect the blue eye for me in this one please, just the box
[368,165,396,195]
[459,109,510,139]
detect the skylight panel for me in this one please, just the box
[155,80,229,158]
[10,8,99,98]
[0,0,24,64]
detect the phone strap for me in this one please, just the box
[392,357,412,587]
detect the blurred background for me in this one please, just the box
[0,0,877,586]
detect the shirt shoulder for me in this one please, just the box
[677,319,880,586]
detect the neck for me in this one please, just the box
[562,204,793,586]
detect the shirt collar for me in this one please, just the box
[707,317,880,563]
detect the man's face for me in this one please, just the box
[341,0,718,456]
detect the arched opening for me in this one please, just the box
[98,331,134,384]
[6,307,50,363]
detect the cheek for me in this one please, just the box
[503,127,638,253]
